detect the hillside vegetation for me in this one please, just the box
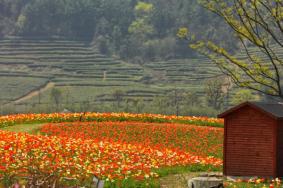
[0,37,225,115]
[1,37,278,115]
[0,0,235,61]
[0,0,271,115]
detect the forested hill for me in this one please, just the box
[0,0,235,62]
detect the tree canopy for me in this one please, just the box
[0,0,234,62]
[179,0,283,100]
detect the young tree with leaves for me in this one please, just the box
[231,89,256,105]
[205,78,227,110]
[178,0,283,100]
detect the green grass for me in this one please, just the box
[0,76,48,102]
[0,164,220,188]
[154,165,221,177]
[103,165,222,188]
[1,123,44,134]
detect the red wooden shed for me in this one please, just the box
[218,102,283,177]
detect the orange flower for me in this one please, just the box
[0,112,223,128]
[0,130,222,181]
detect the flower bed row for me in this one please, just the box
[40,121,223,158]
[225,177,281,188]
[0,130,222,186]
[0,112,224,128]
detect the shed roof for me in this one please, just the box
[218,101,283,119]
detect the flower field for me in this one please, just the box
[225,178,282,188]
[0,113,224,187]
[40,122,223,158]
[0,112,223,128]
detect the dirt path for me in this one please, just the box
[13,82,55,104]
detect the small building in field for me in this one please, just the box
[218,102,283,177]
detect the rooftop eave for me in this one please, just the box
[218,101,281,120]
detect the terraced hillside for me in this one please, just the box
[0,37,225,113]
[143,59,221,83]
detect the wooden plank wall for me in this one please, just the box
[225,106,275,176]
[277,120,283,176]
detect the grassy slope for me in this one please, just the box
[5,37,279,113]
[0,37,222,110]
[1,123,43,133]
[1,37,278,114]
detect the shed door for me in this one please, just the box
[225,107,275,176]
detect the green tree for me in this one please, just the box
[205,78,227,110]
[0,0,28,37]
[151,0,176,38]
[128,1,154,37]
[134,98,145,113]
[50,88,62,111]
[128,18,154,38]
[231,89,257,105]
[0,0,237,61]
[127,1,155,60]
[18,0,100,38]
[97,35,111,55]
[112,90,125,108]
[185,92,201,107]
[166,89,185,116]
[179,0,283,100]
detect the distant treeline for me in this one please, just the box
[0,0,236,62]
